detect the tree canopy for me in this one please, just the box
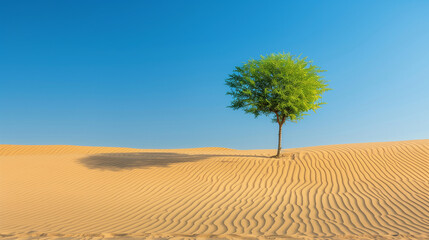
[226,53,330,123]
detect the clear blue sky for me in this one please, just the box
[1,1,428,149]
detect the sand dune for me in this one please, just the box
[0,140,428,239]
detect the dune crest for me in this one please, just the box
[1,140,428,239]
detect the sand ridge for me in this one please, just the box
[0,140,428,239]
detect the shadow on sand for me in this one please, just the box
[79,152,267,171]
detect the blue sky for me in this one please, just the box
[1,0,428,149]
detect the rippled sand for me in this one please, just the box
[1,140,428,239]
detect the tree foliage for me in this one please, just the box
[226,53,330,124]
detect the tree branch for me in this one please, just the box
[274,111,280,124]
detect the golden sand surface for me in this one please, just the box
[0,140,428,239]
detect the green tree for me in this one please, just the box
[226,53,330,158]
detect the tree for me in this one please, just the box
[226,53,330,158]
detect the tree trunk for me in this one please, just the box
[276,122,283,158]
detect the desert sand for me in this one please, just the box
[0,140,428,239]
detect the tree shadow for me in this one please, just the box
[79,152,268,171]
